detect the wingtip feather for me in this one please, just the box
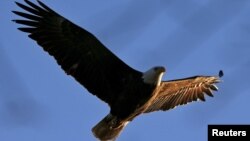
[15,1,25,7]
[199,97,206,102]
[204,88,214,97]
[12,19,19,23]
[14,1,21,6]
[210,84,218,91]
[12,10,18,14]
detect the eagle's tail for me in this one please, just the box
[92,114,129,141]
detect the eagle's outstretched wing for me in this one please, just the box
[144,72,222,113]
[13,0,142,105]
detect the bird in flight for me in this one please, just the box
[13,1,223,141]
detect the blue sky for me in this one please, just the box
[1,0,250,141]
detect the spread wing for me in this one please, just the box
[13,0,142,105]
[144,74,222,113]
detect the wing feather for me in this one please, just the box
[144,75,222,113]
[204,88,213,97]
[13,0,142,105]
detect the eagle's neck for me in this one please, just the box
[142,67,165,86]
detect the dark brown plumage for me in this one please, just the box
[13,1,223,141]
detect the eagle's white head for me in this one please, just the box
[142,66,165,86]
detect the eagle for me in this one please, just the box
[13,1,223,141]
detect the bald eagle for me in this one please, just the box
[13,1,223,141]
